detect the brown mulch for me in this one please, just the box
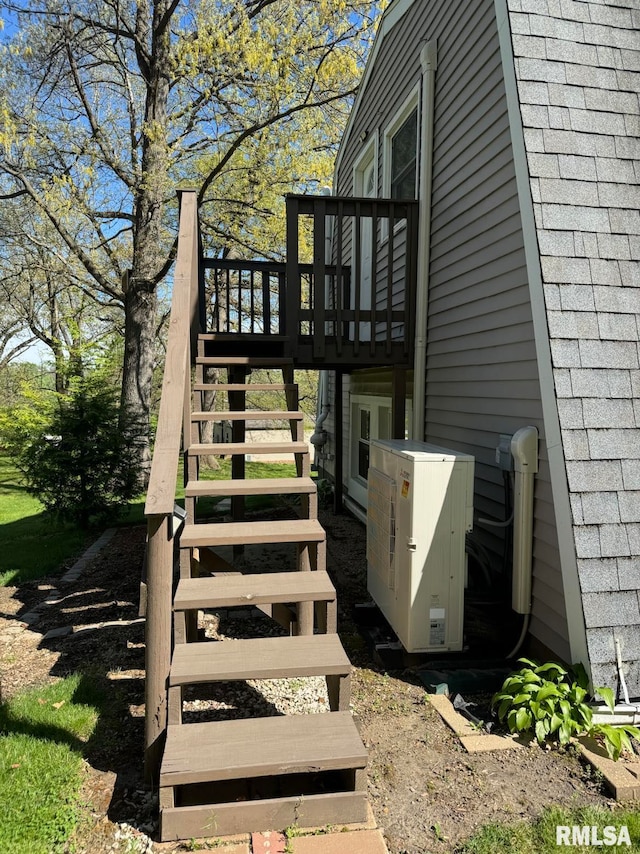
[0,511,619,854]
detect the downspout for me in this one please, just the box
[412,39,437,442]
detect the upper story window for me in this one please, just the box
[390,109,418,199]
[382,85,420,238]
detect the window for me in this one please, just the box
[382,86,420,238]
[348,394,411,510]
[349,397,392,508]
[390,109,418,199]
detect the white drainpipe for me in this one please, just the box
[412,39,437,442]
[591,637,640,725]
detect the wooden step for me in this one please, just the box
[174,569,335,612]
[161,711,366,786]
[191,410,304,421]
[196,356,293,367]
[193,383,297,392]
[170,634,350,686]
[180,519,324,548]
[188,442,308,456]
[169,635,351,720]
[159,712,368,839]
[184,477,316,498]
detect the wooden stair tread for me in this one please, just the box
[181,519,324,547]
[160,711,366,786]
[185,477,316,497]
[174,570,335,610]
[196,356,292,366]
[193,383,297,392]
[170,634,350,685]
[188,442,308,456]
[191,410,304,421]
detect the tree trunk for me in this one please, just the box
[120,284,157,482]
[121,0,172,486]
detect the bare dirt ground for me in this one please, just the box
[0,508,622,854]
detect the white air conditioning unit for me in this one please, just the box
[366,440,474,653]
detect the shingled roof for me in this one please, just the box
[505,0,640,693]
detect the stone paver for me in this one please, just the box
[251,830,286,853]
[289,829,388,853]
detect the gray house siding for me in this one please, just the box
[421,0,570,660]
[505,0,640,696]
[329,0,572,661]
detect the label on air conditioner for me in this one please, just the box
[429,608,446,646]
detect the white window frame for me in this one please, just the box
[347,393,413,509]
[381,84,420,240]
[353,133,378,197]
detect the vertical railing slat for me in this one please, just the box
[386,203,395,357]
[313,198,326,359]
[353,200,361,357]
[370,201,377,357]
[285,196,300,359]
[335,201,344,357]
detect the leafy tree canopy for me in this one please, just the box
[0,0,385,469]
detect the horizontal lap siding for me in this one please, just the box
[424,0,569,657]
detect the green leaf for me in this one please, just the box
[498,698,512,721]
[512,693,531,705]
[559,699,571,719]
[536,662,568,677]
[515,708,532,733]
[571,685,587,704]
[517,657,538,669]
[572,662,590,690]
[595,686,615,713]
[549,713,563,734]
[536,683,560,702]
[558,721,572,744]
[535,720,547,743]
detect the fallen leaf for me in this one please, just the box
[11,763,20,769]
[37,698,47,705]
[52,701,65,709]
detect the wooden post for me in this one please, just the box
[144,513,173,783]
[392,365,407,439]
[333,371,343,515]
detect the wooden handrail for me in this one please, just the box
[145,190,199,516]
[144,189,200,782]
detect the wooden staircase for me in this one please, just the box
[156,337,368,840]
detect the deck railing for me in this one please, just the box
[202,194,419,367]
[143,189,200,780]
[286,194,419,366]
[203,258,286,336]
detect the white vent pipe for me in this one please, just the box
[511,426,538,614]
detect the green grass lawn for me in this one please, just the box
[0,675,101,854]
[1,454,300,585]
[0,456,90,586]
[458,804,640,852]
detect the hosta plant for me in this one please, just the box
[492,658,640,761]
